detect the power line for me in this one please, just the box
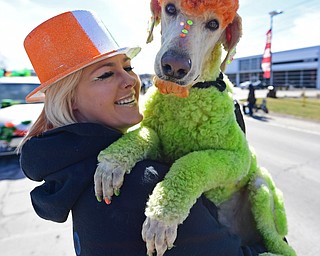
[239,0,320,35]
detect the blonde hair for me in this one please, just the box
[18,70,83,151]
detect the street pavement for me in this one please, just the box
[0,174,74,255]
[0,88,319,256]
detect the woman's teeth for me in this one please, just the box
[115,95,136,105]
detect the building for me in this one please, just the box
[225,45,320,89]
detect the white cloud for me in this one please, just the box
[0,0,159,73]
[1,0,319,73]
[289,12,320,48]
[233,6,320,59]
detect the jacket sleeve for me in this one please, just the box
[29,158,96,223]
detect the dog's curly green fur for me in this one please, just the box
[98,44,296,256]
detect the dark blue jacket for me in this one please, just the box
[20,123,266,256]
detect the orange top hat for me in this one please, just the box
[24,10,141,103]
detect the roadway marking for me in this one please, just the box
[245,116,320,136]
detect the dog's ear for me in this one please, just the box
[220,14,242,71]
[147,0,161,43]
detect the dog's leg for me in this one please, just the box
[249,167,297,256]
[142,147,252,255]
[94,126,160,203]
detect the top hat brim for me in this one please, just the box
[26,46,141,103]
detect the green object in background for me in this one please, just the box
[0,120,32,143]
[21,120,32,125]
[1,99,14,108]
[10,69,32,77]
[0,68,32,77]
[0,125,16,142]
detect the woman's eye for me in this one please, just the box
[93,72,113,81]
[124,66,134,72]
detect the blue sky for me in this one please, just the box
[0,0,319,74]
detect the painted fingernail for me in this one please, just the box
[114,188,120,196]
[96,195,102,202]
[104,197,111,205]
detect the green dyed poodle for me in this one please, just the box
[94,1,296,255]
[96,51,295,256]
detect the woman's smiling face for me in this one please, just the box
[73,54,143,132]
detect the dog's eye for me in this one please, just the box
[206,19,219,31]
[165,4,177,16]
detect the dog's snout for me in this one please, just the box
[161,51,191,79]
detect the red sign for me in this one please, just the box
[261,29,272,79]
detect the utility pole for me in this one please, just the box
[269,10,283,86]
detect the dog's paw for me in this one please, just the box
[94,160,126,204]
[142,217,177,256]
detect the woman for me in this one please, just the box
[19,10,266,256]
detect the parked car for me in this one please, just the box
[0,76,43,156]
[139,73,154,94]
[140,79,153,94]
[239,80,266,90]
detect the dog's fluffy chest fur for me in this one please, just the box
[142,85,247,163]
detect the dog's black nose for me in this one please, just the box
[161,50,191,79]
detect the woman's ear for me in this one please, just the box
[71,97,78,111]
[147,0,162,43]
[220,14,242,71]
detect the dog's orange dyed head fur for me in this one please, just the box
[151,0,238,29]
[162,0,238,28]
